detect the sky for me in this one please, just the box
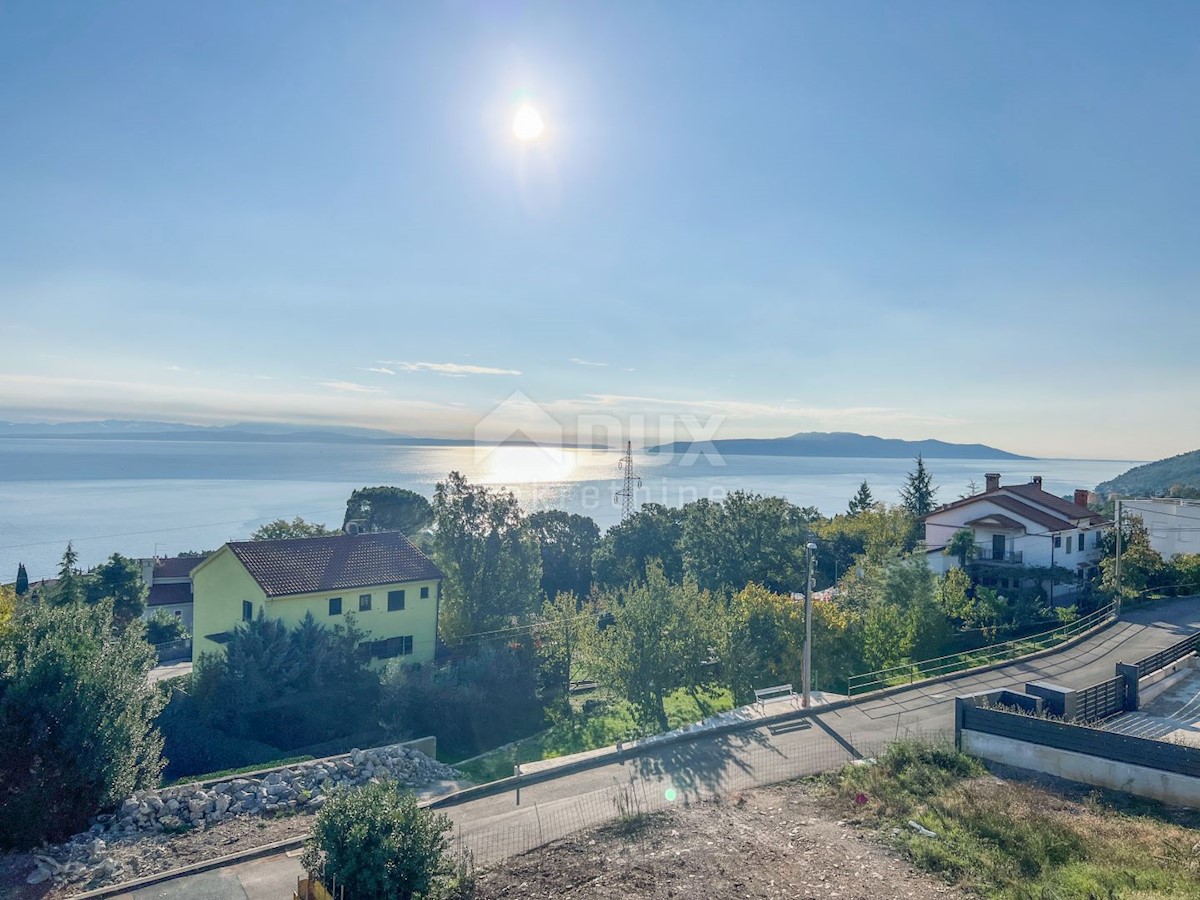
[1,1,1198,460]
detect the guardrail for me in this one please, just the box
[847,603,1116,696]
[154,637,192,664]
[1135,631,1200,679]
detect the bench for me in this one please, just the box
[754,683,799,711]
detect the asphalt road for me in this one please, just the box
[118,597,1200,900]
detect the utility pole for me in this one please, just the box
[614,441,642,520]
[803,542,817,708]
[1114,498,1123,617]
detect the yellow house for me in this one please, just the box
[190,531,443,664]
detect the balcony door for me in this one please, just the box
[992,534,1006,561]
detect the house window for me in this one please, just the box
[420,586,430,599]
[365,635,415,659]
[1096,532,1103,549]
[329,597,342,616]
[388,589,405,611]
[1054,535,1062,549]
[1066,536,1073,554]
[242,600,253,622]
[174,610,183,619]
[359,593,372,612]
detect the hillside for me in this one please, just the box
[1096,448,1200,497]
[649,431,1029,460]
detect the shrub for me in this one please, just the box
[0,601,164,848]
[145,610,190,645]
[300,781,460,900]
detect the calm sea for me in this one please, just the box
[0,438,1138,580]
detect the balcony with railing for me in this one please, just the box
[972,544,1023,564]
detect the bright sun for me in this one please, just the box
[512,104,545,142]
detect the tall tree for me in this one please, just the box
[535,591,588,706]
[431,472,541,641]
[250,516,337,540]
[592,503,685,589]
[900,455,938,519]
[0,600,164,848]
[847,481,876,516]
[528,510,600,600]
[14,563,29,597]
[345,486,434,536]
[51,543,85,606]
[85,553,148,628]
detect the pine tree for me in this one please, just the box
[847,481,875,516]
[900,455,938,518]
[15,563,28,597]
[52,543,84,606]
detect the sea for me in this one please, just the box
[0,438,1139,581]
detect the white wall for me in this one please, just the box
[1124,499,1200,560]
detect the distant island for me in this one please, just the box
[648,431,1031,460]
[1096,449,1200,498]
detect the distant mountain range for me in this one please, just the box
[1096,449,1200,497]
[648,431,1031,460]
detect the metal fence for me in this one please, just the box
[154,638,192,664]
[1076,675,1125,722]
[446,725,953,869]
[847,604,1116,696]
[1134,631,1200,679]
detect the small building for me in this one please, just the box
[923,474,1112,596]
[190,531,443,664]
[139,555,203,631]
[1116,497,1200,560]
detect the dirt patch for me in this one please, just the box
[475,782,963,899]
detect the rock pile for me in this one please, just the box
[25,743,460,888]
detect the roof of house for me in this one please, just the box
[225,531,443,598]
[925,480,1109,533]
[963,513,1027,531]
[148,582,193,607]
[154,556,204,579]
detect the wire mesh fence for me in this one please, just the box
[448,723,954,869]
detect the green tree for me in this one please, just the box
[0,600,164,848]
[250,516,337,540]
[536,591,587,705]
[527,509,600,600]
[15,563,29,597]
[0,584,14,633]
[945,528,978,569]
[592,503,685,589]
[847,481,876,516]
[85,553,148,628]
[345,486,434,536]
[584,564,717,730]
[431,472,541,641]
[900,454,938,519]
[721,583,805,704]
[300,782,459,900]
[144,609,189,645]
[51,542,85,606]
[680,492,819,594]
[1099,514,1167,600]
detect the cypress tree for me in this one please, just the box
[15,563,28,597]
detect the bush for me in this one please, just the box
[300,781,462,900]
[145,610,190,645]
[0,601,165,848]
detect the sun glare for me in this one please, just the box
[512,104,545,142]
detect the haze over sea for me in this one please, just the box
[0,438,1137,580]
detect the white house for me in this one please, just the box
[138,555,203,631]
[1116,498,1200,560]
[923,474,1111,596]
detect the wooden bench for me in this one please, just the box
[754,683,798,711]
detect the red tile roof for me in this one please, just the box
[154,556,204,579]
[226,532,443,598]
[963,513,1026,531]
[1004,483,1109,526]
[925,479,1111,533]
[148,582,192,607]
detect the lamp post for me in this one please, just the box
[803,541,817,708]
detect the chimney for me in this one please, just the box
[1074,489,1090,508]
[1031,476,1043,489]
[985,473,1001,492]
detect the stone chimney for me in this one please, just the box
[1074,489,1090,508]
[1031,476,1043,489]
[985,473,1001,492]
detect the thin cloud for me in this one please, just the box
[363,366,396,375]
[570,358,608,367]
[164,365,184,372]
[317,381,383,394]
[380,361,522,377]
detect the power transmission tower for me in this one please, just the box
[614,440,642,519]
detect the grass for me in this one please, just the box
[452,686,733,784]
[828,740,1200,898]
[164,754,315,786]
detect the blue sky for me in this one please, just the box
[1,2,1197,459]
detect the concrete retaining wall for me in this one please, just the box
[962,731,1200,808]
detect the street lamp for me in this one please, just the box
[803,541,817,708]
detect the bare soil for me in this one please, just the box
[475,782,964,900]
